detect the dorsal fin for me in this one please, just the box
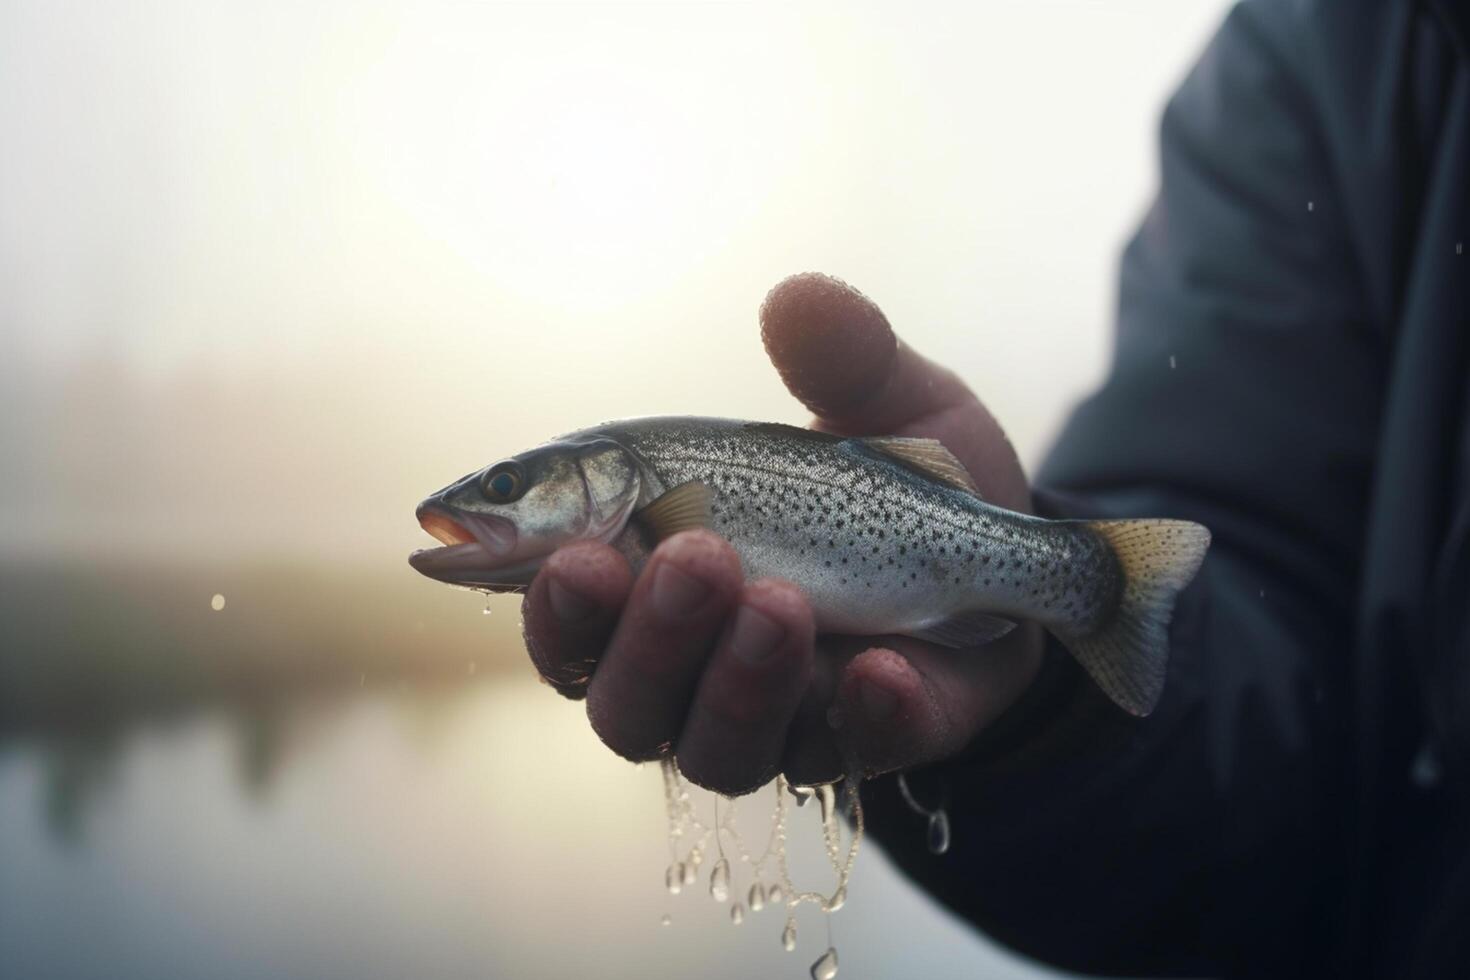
[861,436,981,497]
[635,481,714,540]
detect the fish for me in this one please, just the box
[409,417,1210,716]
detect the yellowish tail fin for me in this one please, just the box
[1057,519,1211,716]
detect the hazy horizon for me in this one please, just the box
[1,0,1229,567]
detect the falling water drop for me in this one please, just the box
[768,883,785,905]
[665,863,685,895]
[682,861,697,886]
[660,914,672,927]
[748,882,766,912]
[709,858,731,902]
[210,593,226,611]
[689,847,703,867]
[782,920,798,952]
[927,810,952,855]
[817,783,837,825]
[482,596,493,616]
[730,903,745,925]
[810,946,839,980]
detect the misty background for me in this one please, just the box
[1,2,1230,978]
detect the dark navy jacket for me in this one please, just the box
[864,2,1469,976]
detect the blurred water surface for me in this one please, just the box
[0,671,1065,980]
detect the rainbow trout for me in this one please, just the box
[409,417,1210,715]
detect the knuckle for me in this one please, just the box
[656,530,742,579]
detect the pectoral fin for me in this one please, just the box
[635,481,714,540]
[904,610,1016,648]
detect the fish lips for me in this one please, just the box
[409,506,539,591]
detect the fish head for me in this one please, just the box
[409,437,640,591]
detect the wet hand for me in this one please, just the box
[520,273,1045,794]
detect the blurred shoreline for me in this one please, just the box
[0,554,524,737]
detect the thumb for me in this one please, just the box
[759,272,1030,512]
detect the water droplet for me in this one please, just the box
[210,593,226,611]
[1168,354,1177,370]
[730,903,745,925]
[688,848,703,867]
[1457,242,1464,255]
[768,883,784,905]
[817,783,837,824]
[782,920,798,951]
[709,857,730,902]
[825,886,847,913]
[665,863,684,895]
[810,946,839,979]
[482,596,493,616]
[660,913,672,927]
[682,861,696,886]
[1410,740,1443,788]
[927,810,951,855]
[1307,200,1314,212]
[748,882,766,911]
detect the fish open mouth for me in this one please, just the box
[408,506,541,592]
[419,510,478,548]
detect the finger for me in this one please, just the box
[676,580,815,796]
[521,541,634,699]
[778,640,861,786]
[585,530,743,762]
[759,272,1029,511]
[829,627,1044,776]
[779,693,849,788]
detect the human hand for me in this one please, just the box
[520,273,1044,794]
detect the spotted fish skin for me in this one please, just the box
[412,416,1211,715]
[584,417,1210,716]
[603,418,1120,642]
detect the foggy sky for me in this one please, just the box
[0,1,1230,562]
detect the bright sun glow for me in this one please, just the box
[0,1,1232,564]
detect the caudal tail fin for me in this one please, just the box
[1056,519,1211,717]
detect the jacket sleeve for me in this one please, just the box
[860,2,1385,975]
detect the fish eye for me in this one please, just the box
[481,462,527,503]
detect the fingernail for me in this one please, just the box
[651,561,711,618]
[860,677,899,719]
[547,578,596,624]
[729,606,784,666]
